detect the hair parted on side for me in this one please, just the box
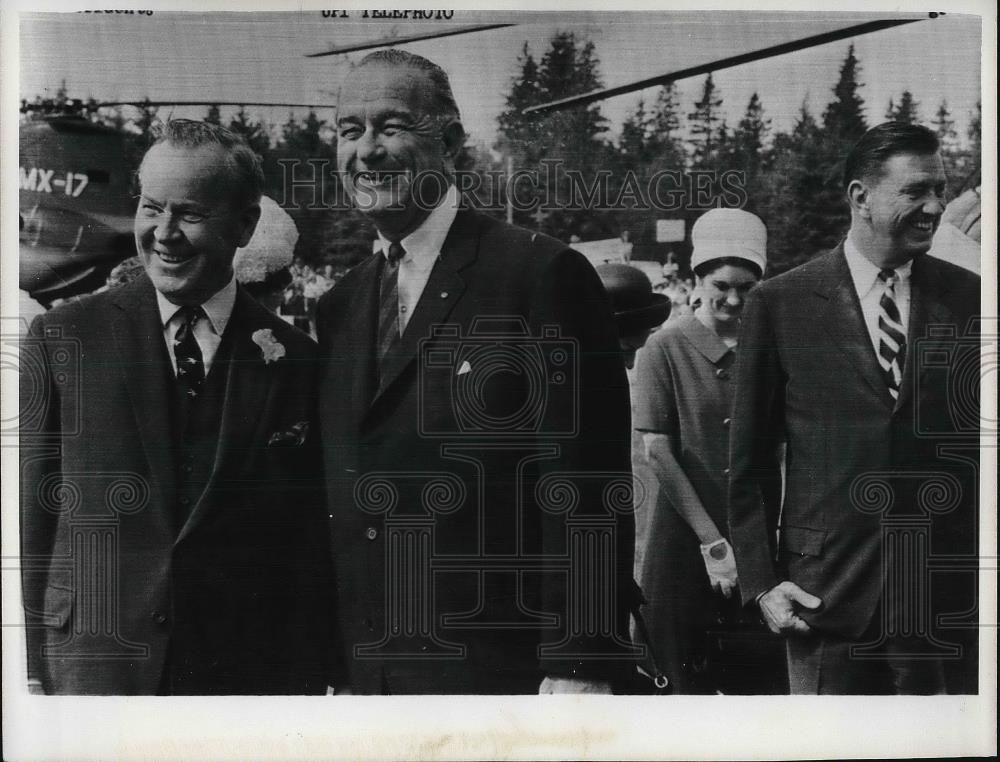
[843,121,940,190]
[140,119,265,206]
[352,48,465,133]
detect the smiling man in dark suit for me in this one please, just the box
[728,122,981,694]
[20,120,332,695]
[317,49,636,694]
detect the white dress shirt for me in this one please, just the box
[374,184,460,334]
[157,275,237,377]
[844,235,912,358]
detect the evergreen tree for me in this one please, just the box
[495,43,543,167]
[732,92,770,172]
[756,101,842,275]
[495,32,612,240]
[932,99,963,182]
[228,106,270,156]
[823,44,867,141]
[967,100,981,160]
[932,100,957,149]
[885,90,920,124]
[646,83,686,171]
[688,73,724,169]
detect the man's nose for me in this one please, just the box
[923,194,946,216]
[726,290,742,306]
[153,215,181,243]
[356,128,385,164]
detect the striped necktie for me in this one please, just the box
[173,305,206,399]
[376,241,405,371]
[876,268,906,400]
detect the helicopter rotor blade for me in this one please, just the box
[306,23,515,57]
[524,16,936,115]
[94,100,333,109]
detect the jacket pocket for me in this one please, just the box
[42,584,74,629]
[780,525,825,558]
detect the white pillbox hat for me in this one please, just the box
[690,208,767,275]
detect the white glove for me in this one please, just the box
[700,538,738,598]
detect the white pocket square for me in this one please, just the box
[457,360,472,376]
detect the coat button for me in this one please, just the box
[363,617,374,630]
[716,369,729,379]
[366,527,378,541]
[181,463,194,474]
[723,468,731,476]
[723,418,731,427]
[151,611,168,625]
[179,496,191,506]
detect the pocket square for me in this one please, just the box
[457,360,472,376]
[268,421,309,447]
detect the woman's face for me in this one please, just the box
[696,263,760,326]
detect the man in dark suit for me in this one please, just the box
[728,122,981,694]
[20,120,332,694]
[317,49,636,694]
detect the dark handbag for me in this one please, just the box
[614,582,671,695]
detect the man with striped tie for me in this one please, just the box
[727,122,981,694]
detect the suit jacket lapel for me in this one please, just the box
[817,245,895,408]
[176,287,274,543]
[345,254,381,414]
[369,208,479,408]
[896,255,953,411]
[109,275,178,513]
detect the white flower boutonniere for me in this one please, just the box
[252,329,286,364]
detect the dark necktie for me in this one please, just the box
[377,241,405,371]
[173,305,206,400]
[876,269,906,400]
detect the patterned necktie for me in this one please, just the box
[376,241,405,370]
[876,269,906,400]
[173,305,206,399]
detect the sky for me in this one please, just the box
[19,10,984,151]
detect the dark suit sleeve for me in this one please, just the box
[20,314,60,686]
[727,286,785,607]
[528,247,637,683]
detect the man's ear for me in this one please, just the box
[847,179,870,218]
[236,202,262,248]
[441,120,466,162]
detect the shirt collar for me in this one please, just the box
[373,184,460,266]
[679,314,733,364]
[156,274,238,336]
[844,234,912,297]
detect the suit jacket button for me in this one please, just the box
[181,463,194,474]
[723,468,731,476]
[363,617,374,630]
[366,527,378,540]
[716,368,729,379]
[151,611,168,625]
[723,418,731,427]
[179,496,191,506]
